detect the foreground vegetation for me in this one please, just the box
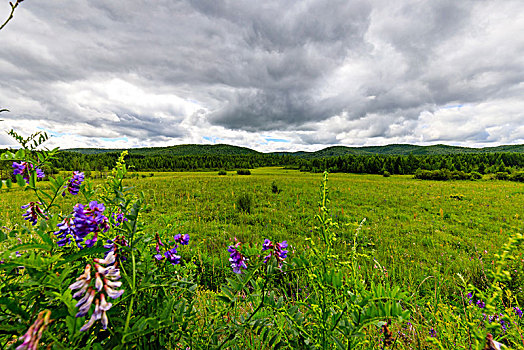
[1,134,523,349]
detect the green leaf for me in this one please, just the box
[16,174,26,187]
[0,297,30,319]
[55,246,107,267]
[0,151,15,160]
[15,149,25,159]
[29,170,36,188]
[268,333,279,347]
[216,295,232,304]
[36,228,55,248]
[7,242,53,254]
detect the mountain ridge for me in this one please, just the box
[65,143,524,157]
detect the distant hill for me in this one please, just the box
[65,143,524,157]
[278,144,524,158]
[67,144,260,156]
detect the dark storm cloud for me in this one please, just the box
[0,0,523,149]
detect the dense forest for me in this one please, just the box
[1,144,524,179]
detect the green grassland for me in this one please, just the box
[2,167,523,302]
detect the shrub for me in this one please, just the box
[509,171,524,182]
[414,168,451,180]
[414,169,483,181]
[382,171,391,177]
[494,172,510,180]
[218,170,227,175]
[236,193,253,213]
[237,169,251,175]
[470,171,482,180]
[271,181,281,194]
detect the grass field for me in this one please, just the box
[2,167,523,302]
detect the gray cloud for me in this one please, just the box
[0,0,523,150]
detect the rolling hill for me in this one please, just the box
[65,143,524,158]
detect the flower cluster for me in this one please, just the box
[111,212,128,227]
[429,327,437,338]
[227,242,247,274]
[262,239,288,267]
[54,201,110,249]
[16,310,52,350]
[104,235,129,261]
[174,233,190,246]
[164,247,181,265]
[69,251,124,331]
[514,306,523,318]
[154,233,190,265]
[63,171,84,196]
[21,202,47,226]
[12,161,45,184]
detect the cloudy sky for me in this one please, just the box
[1,0,523,152]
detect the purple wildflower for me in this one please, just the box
[261,239,288,267]
[227,242,247,274]
[54,201,109,249]
[500,319,508,333]
[12,161,44,184]
[476,300,486,309]
[21,202,47,226]
[54,217,76,247]
[514,307,523,318]
[164,247,181,265]
[466,292,473,304]
[70,251,124,331]
[104,235,129,262]
[63,171,84,196]
[111,212,128,227]
[15,310,51,350]
[154,233,165,261]
[429,328,437,337]
[174,233,190,246]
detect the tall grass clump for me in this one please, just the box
[236,193,253,213]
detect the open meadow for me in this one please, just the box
[1,165,523,348]
[2,168,523,298]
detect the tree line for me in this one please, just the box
[1,150,524,179]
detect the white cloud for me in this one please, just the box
[0,0,523,151]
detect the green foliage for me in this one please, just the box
[18,143,524,177]
[494,171,510,180]
[236,169,251,175]
[217,170,227,175]
[509,171,524,182]
[414,168,483,180]
[236,193,253,213]
[271,180,281,193]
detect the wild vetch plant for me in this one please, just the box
[0,131,199,348]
